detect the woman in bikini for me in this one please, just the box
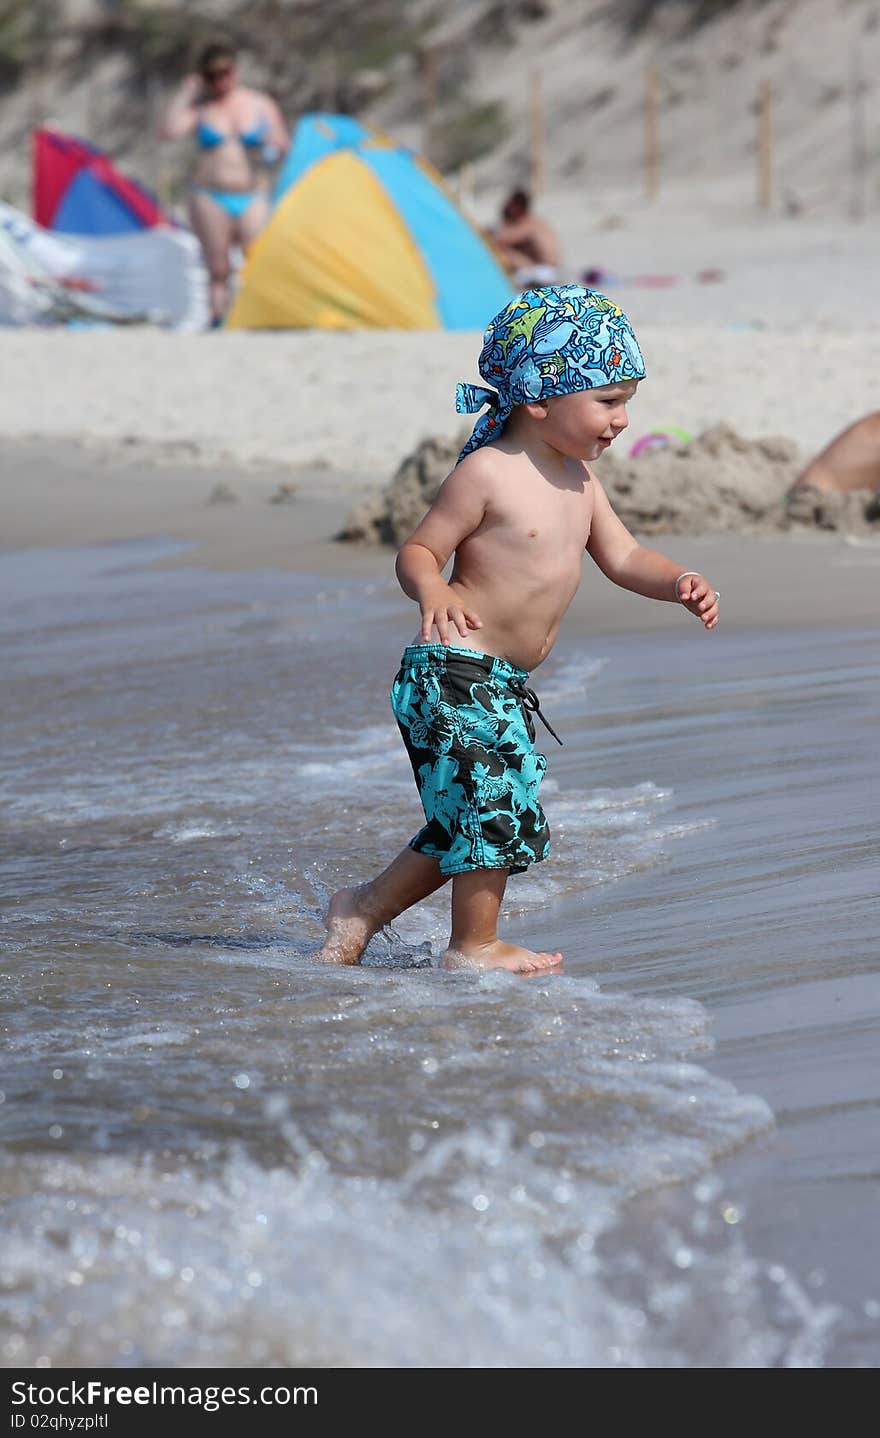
[159,43,289,326]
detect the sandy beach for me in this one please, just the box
[2,197,878,541]
[2,271,879,480]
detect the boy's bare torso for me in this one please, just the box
[418,446,594,672]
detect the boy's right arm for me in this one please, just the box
[395,460,488,644]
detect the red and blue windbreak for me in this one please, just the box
[33,128,166,235]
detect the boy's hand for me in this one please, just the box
[676,572,720,630]
[419,583,482,644]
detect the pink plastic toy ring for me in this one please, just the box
[629,425,693,459]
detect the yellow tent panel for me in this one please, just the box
[227,151,439,330]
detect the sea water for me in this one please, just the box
[1,540,877,1367]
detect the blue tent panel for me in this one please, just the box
[366,149,511,330]
[53,171,143,235]
[273,114,371,203]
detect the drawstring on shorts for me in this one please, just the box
[508,678,563,746]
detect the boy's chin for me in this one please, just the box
[551,436,612,461]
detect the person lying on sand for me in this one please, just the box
[316,284,720,975]
[490,189,562,287]
[789,412,880,496]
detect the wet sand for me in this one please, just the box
[3,436,880,632]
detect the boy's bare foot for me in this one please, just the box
[315,887,377,965]
[440,941,563,974]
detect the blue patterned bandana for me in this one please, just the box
[455,284,646,461]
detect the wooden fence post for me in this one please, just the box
[530,68,545,196]
[849,43,867,221]
[422,47,438,162]
[758,78,774,209]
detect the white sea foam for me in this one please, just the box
[153,821,241,844]
[0,1072,835,1370]
[536,654,606,706]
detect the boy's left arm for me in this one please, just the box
[585,476,719,630]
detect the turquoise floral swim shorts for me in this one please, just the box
[390,644,552,876]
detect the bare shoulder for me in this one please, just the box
[583,464,614,507]
[468,442,529,485]
[441,445,507,500]
[405,448,497,554]
[416,447,514,545]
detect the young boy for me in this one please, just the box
[318,285,719,974]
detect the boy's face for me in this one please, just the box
[530,381,640,461]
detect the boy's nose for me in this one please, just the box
[612,407,628,432]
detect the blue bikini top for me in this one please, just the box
[197,116,268,150]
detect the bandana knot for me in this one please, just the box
[455,382,499,415]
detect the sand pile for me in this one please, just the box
[339,424,880,545]
[338,433,467,544]
[596,425,801,534]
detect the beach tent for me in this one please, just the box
[226,113,511,330]
[33,128,167,235]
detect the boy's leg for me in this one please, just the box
[441,868,563,974]
[316,847,447,965]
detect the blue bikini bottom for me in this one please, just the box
[193,187,259,219]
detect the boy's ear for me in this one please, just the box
[522,399,550,420]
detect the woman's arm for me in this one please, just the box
[157,74,203,141]
[261,95,290,155]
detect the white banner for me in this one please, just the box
[0,204,209,329]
